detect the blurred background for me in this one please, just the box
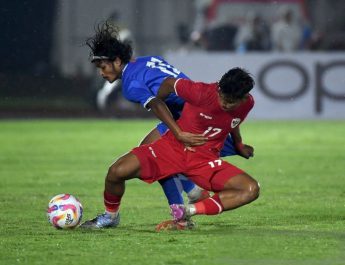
[1,0,344,119]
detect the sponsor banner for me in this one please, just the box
[165,52,345,119]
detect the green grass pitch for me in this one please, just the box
[0,119,344,265]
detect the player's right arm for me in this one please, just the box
[159,78,205,105]
[126,79,207,147]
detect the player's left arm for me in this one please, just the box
[231,95,255,159]
[158,77,204,105]
[231,126,254,159]
[126,79,206,146]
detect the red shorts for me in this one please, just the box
[131,138,244,192]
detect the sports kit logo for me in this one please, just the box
[149,146,157,158]
[231,118,241,128]
[65,213,73,225]
[200,113,213,120]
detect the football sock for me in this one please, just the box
[103,191,122,214]
[186,185,202,202]
[177,174,196,193]
[159,177,184,205]
[191,193,224,215]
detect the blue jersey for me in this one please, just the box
[121,56,189,119]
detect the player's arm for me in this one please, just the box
[231,126,254,159]
[156,77,208,147]
[147,96,207,147]
[157,77,177,100]
[158,77,203,104]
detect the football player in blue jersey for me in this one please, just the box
[83,22,237,230]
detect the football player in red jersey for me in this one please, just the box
[81,67,260,230]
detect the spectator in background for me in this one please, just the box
[234,12,271,52]
[190,0,213,50]
[203,23,238,51]
[271,7,302,52]
[190,0,238,51]
[300,18,324,51]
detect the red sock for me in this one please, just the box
[194,193,224,215]
[104,191,122,213]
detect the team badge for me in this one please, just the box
[231,118,241,128]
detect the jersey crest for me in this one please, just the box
[231,118,241,128]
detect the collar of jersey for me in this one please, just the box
[122,63,129,77]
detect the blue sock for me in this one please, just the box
[177,174,195,193]
[159,176,184,205]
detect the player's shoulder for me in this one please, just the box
[238,93,255,111]
[127,56,168,72]
[247,93,255,107]
[177,80,217,95]
[123,57,154,77]
[177,79,215,89]
[175,79,217,103]
[135,55,165,62]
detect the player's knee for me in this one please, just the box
[107,163,126,183]
[244,180,260,202]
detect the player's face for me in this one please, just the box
[218,92,249,111]
[95,59,122,83]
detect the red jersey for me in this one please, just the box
[165,79,254,155]
[132,78,254,190]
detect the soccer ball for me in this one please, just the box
[47,194,83,229]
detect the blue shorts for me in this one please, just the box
[156,122,237,157]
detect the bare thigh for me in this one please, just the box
[223,172,258,191]
[109,152,142,181]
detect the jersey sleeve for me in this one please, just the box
[124,80,156,110]
[174,79,207,106]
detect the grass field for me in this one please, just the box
[0,119,344,265]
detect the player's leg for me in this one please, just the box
[187,173,260,216]
[176,174,210,203]
[140,127,184,206]
[80,152,141,228]
[218,173,260,210]
[141,126,208,207]
[185,162,260,217]
[141,126,208,231]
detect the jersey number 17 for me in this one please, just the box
[146,57,181,78]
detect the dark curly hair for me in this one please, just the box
[218,67,254,100]
[85,21,133,64]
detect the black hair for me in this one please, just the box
[85,21,133,64]
[218,67,254,100]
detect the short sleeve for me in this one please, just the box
[123,80,156,110]
[174,79,206,106]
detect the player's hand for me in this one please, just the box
[177,131,208,147]
[236,143,254,159]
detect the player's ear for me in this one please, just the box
[113,57,122,67]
